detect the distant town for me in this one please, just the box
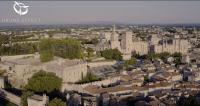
[0,24,200,106]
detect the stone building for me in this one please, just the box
[98,25,191,60]
[68,93,81,106]
[27,94,49,106]
[101,32,111,41]
[99,92,110,106]
[110,25,121,50]
[149,34,190,54]
[44,58,88,83]
[111,26,189,57]
[132,41,148,55]
[0,54,88,86]
[0,76,5,88]
[108,26,148,59]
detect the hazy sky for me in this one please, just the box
[0,1,200,24]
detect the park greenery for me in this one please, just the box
[48,98,66,106]
[76,72,100,84]
[39,38,83,62]
[25,70,62,93]
[100,49,122,61]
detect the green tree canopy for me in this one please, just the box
[101,49,122,61]
[26,71,62,93]
[123,57,136,68]
[0,43,38,56]
[39,38,83,62]
[143,75,149,85]
[76,72,100,84]
[86,48,94,58]
[21,91,33,106]
[158,52,170,63]
[172,52,182,65]
[178,95,200,106]
[147,53,159,61]
[48,98,66,106]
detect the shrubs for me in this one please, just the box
[48,98,65,106]
[0,43,37,55]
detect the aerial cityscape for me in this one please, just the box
[1,1,200,106]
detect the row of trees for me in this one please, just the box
[0,43,38,55]
[0,35,35,45]
[39,38,83,62]
[0,36,84,63]
[135,52,182,65]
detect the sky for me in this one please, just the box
[0,1,200,25]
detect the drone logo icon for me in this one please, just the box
[13,1,29,16]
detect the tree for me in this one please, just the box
[76,72,100,84]
[0,43,37,56]
[101,49,122,61]
[112,49,123,60]
[21,91,33,106]
[158,52,170,63]
[146,53,158,61]
[178,95,200,106]
[172,52,182,65]
[91,38,99,45]
[143,75,149,85]
[26,71,62,93]
[39,39,54,62]
[40,51,54,62]
[39,38,84,62]
[86,48,94,58]
[123,58,136,68]
[48,98,65,106]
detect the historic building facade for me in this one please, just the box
[100,25,191,60]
